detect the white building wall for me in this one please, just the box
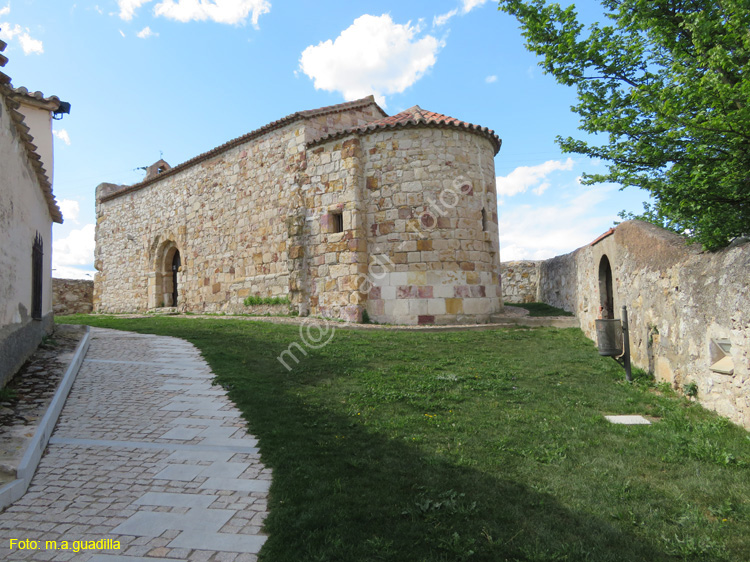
[0,93,55,385]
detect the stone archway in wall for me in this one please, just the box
[598,255,615,319]
[149,240,182,309]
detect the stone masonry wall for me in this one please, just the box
[95,102,502,325]
[360,128,502,324]
[501,261,540,303]
[52,278,93,315]
[299,126,503,325]
[95,121,301,313]
[94,104,383,315]
[502,221,750,429]
[575,223,749,428]
[538,252,578,314]
[299,137,368,323]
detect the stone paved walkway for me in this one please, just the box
[0,328,270,561]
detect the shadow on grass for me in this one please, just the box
[197,327,674,562]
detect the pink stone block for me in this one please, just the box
[454,285,471,298]
[437,216,451,229]
[418,315,435,325]
[369,299,385,315]
[342,305,361,323]
[420,214,436,228]
[471,286,486,298]
[397,285,419,299]
[398,207,413,219]
[369,286,381,300]
[417,286,433,299]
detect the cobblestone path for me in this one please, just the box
[0,327,271,561]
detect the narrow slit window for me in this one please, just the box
[330,211,343,234]
[31,232,43,320]
[481,208,488,232]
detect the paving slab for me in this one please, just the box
[605,414,652,425]
[0,327,270,561]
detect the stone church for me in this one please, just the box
[94,96,503,324]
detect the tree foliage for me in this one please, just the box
[498,0,750,249]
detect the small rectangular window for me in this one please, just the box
[330,211,343,234]
[710,338,734,375]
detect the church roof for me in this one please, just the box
[101,96,387,201]
[0,40,63,223]
[310,104,502,154]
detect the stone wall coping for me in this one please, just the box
[98,95,387,203]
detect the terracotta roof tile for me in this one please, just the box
[9,85,62,110]
[310,104,502,154]
[590,228,616,246]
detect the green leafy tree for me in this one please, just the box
[498,0,750,249]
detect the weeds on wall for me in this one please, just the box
[243,295,291,306]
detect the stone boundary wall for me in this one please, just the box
[502,221,750,429]
[538,253,578,314]
[52,279,93,316]
[500,261,540,303]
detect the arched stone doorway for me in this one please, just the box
[598,255,614,319]
[149,240,182,309]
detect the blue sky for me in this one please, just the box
[1,0,649,279]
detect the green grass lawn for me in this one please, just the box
[58,316,750,561]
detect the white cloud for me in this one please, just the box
[153,0,271,26]
[58,199,80,223]
[462,0,491,13]
[532,181,551,196]
[498,186,619,261]
[53,224,95,271]
[53,129,71,146]
[52,265,96,280]
[433,9,457,27]
[0,22,44,55]
[136,26,158,38]
[18,32,43,55]
[117,0,153,21]
[485,75,497,83]
[0,5,9,17]
[119,29,126,37]
[496,158,575,197]
[434,1,490,27]
[299,14,442,108]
